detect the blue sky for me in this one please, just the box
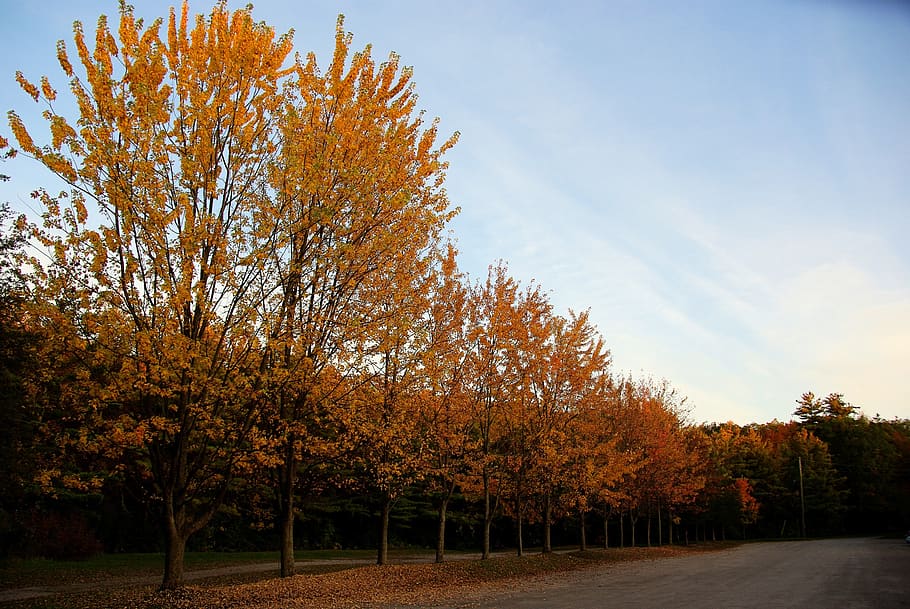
[1,1,908,424]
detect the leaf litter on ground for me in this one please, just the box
[0,544,734,608]
[138,544,731,609]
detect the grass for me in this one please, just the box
[0,549,394,590]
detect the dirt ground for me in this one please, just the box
[431,537,908,609]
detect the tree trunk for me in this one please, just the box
[516,472,524,557]
[378,494,391,565]
[278,438,296,578]
[620,511,625,548]
[542,493,552,553]
[435,499,448,563]
[629,512,637,547]
[657,502,663,546]
[161,506,187,590]
[668,512,673,545]
[482,469,492,560]
[646,512,652,548]
[579,508,587,551]
[435,482,455,563]
[603,509,609,550]
[517,501,524,557]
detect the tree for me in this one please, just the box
[498,282,551,556]
[793,392,824,426]
[260,15,457,575]
[461,263,521,559]
[562,371,636,551]
[615,377,702,546]
[776,425,846,536]
[795,392,904,533]
[794,391,857,427]
[421,243,474,563]
[524,310,610,554]
[733,477,760,535]
[698,423,761,540]
[0,196,39,556]
[347,239,438,565]
[10,2,292,588]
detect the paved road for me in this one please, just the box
[437,538,909,609]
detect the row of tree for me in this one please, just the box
[0,1,684,587]
[1,1,908,591]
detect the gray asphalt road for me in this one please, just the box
[439,538,909,609]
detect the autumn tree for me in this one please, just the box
[663,425,708,544]
[0,197,41,555]
[560,367,638,551]
[733,477,760,536]
[523,309,610,554]
[344,238,440,565]
[589,376,643,548]
[698,423,762,540]
[421,243,474,563]
[461,263,523,559]
[259,16,457,575]
[498,282,551,556]
[10,1,297,588]
[614,377,702,546]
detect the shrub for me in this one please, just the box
[24,510,103,560]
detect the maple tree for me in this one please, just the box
[258,14,457,575]
[590,376,644,548]
[497,282,551,557]
[733,477,760,534]
[344,243,438,565]
[562,373,637,550]
[420,243,475,563]
[10,1,296,587]
[540,311,612,552]
[608,377,703,547]
[603,377,646,547]
[460,263,522,559]
[510,309,611,554]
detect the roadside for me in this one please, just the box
[0,545,715,608]
[0,548,524,604]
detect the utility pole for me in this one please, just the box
[798,456,806,538]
